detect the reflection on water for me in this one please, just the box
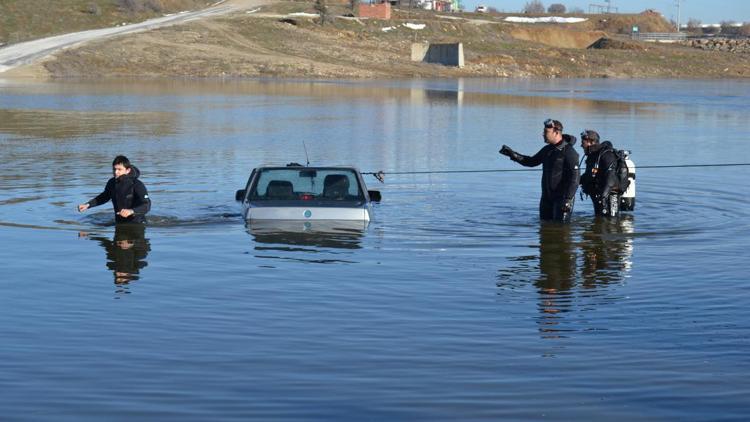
[581,216,634,287]
[84,224,150,295]
[1,78,749,419]
[0,108,177,139]
[248,220,365,263]
[498,217,634,339]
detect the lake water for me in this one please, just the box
[1,78,749,420]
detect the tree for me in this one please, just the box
[548,3,566,14]
[686,18,702,34]
[315,0,330,25]
[703,25,719,35]
[523,0,545,14]
[349,0,360,12]
[720,21,740,36]
[740,23,750,38]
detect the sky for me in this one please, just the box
[460,1,750,24]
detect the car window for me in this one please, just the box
[249,168,364,201]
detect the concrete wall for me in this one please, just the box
[411,42,464,67]
[358,3,391,20]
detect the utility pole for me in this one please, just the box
[676,0,683,32]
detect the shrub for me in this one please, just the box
[720,21,740,36]
[117,0,140,13]
[144,0,164,13]
[548,3,566,14]
[85,2,101,15]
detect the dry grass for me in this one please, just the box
[0,0,212,44]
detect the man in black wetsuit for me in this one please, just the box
[499,119,580,223]
[78,155,151,223]
[579,130,620,217]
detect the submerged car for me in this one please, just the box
[235,165,381,222]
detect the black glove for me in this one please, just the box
[499,145,521,161]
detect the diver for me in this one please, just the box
[579,130,621,217]
[78,155,151,223]
[499,119,580,223]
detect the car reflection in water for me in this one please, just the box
[87,224,151,294]
[247,220,366,264]
[498,216,634,339]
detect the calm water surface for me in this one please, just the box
[1,78,749,420]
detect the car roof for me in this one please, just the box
[253,165,362,172]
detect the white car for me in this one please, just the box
[236,165,380,222]
[475,5,488,13]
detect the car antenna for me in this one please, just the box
[303,141,310,167]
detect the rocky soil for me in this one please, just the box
[682,38,750,54]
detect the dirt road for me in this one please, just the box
[0,0,267,73]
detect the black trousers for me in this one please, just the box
[540,196,574,223]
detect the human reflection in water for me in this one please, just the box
[87,224,151,292]
[534,222,577,337]
[580,215,634,287]
[497,218,634,339]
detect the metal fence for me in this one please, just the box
[631,32,688,42]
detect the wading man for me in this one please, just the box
[499,119,580,223]
[78,155,151,223]
[579,129,622,217]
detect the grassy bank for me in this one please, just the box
[0,0,214,45]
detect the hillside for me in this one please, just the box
[0,0,215,45]
[6,2,750,79]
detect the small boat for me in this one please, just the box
[235,164,381,222]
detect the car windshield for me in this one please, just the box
[249,168,365,203]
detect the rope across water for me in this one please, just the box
[362,163,750,179]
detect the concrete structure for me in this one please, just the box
[358,3,391,20]
[411,42,464,67]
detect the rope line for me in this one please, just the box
[362,163,750,176]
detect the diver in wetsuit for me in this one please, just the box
[579,130,620,217]
[78,155,151,223]
[499,119,580,223]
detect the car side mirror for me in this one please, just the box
[368,190,381,202]
[235,189,245,201]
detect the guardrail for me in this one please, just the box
[631,32,688,42]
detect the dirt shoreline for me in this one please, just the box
[6,2,750,80]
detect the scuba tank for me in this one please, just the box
[620,150,636,211]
